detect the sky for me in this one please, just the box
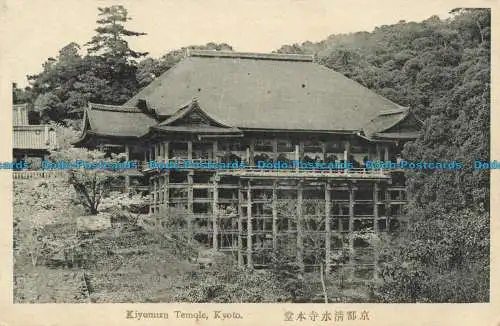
[0,0,469,87]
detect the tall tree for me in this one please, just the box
[85,5,148,60]
[83,5,148,104]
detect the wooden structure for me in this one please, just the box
[12,104,57,165]
[74,50,421,279]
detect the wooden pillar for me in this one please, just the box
[385,185,391,229]
[247,180,253,267]
[375,143,381,161]
[344,139,351,161]
[299,141,304,161]
[272,139,278,160]
[296,180,304,272]
[246,147,251,165]
[249,139,255,166]
[238,180,244,266]
[294,144,300,171]
[187,171,194,234]
[213,140,218,162]
[164,141,170,161]
[384,145,390,161]
[187,140,193,160]
[212,175,219,250]
[149,176,153,214]
[159,142,164,160]
[321,141,327,161]
[153,176,158,214]
[164,171,170,210]
[157,176,163,214]
[325,182,332,273]
[373,182,379,280]
[124,144,130,192]
[348,182,355,280]
[272,180,278,250]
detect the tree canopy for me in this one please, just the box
[275,8,491,302]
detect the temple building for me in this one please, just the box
[13,103,57,166]
[74,50,422,279]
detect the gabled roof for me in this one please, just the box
[156,99,232,128]
[150,99,243,136]
[124,50,408,132]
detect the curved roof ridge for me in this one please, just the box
[88,102,141,113]
[187,50,314,62]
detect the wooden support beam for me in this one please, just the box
[249,139,255,165]
[385,186,391,228]
[124,144,130,192]
[149,176,154,214]
[297,180,304,272]
[272,180,278,251]
[164,172,170,209]
[344,139,351,162]
[325,182,332,274]
[187,171,194,235]
[321,141,327,161]
[187,140,193,160]
[384,145,390,161]
[373,182,379,280]
[212,174,219,250]
[164,141,169,160]
[157,175,163,214]
[294,144,300,171]
[246,147,251,165]
[213,140,218,162]
[272,139,278,160]
[247,180,253,268]
[153,176,158,214]
[348,182,355,281]
[238,180,244,266]
[159,142,164,159]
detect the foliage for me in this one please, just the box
[373,208,489,302]
[13,178,80,268]
[24,6,148,122]
[49,146,132,215]
[276,8,490,303]
[20,3,233,123]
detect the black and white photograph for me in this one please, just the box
[3,0,493,312]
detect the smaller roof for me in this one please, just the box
[361,108,409,138]
[83,103,158,138]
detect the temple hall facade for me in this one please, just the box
[74,50,422,280]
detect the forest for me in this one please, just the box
[12,7,490,303]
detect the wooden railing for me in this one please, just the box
[141,160,388,177]
[217,167,389,178]
[12,170,69,180]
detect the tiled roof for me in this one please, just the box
[83,103,159,137]
[124,50,407,132]
[360,108,409,138]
